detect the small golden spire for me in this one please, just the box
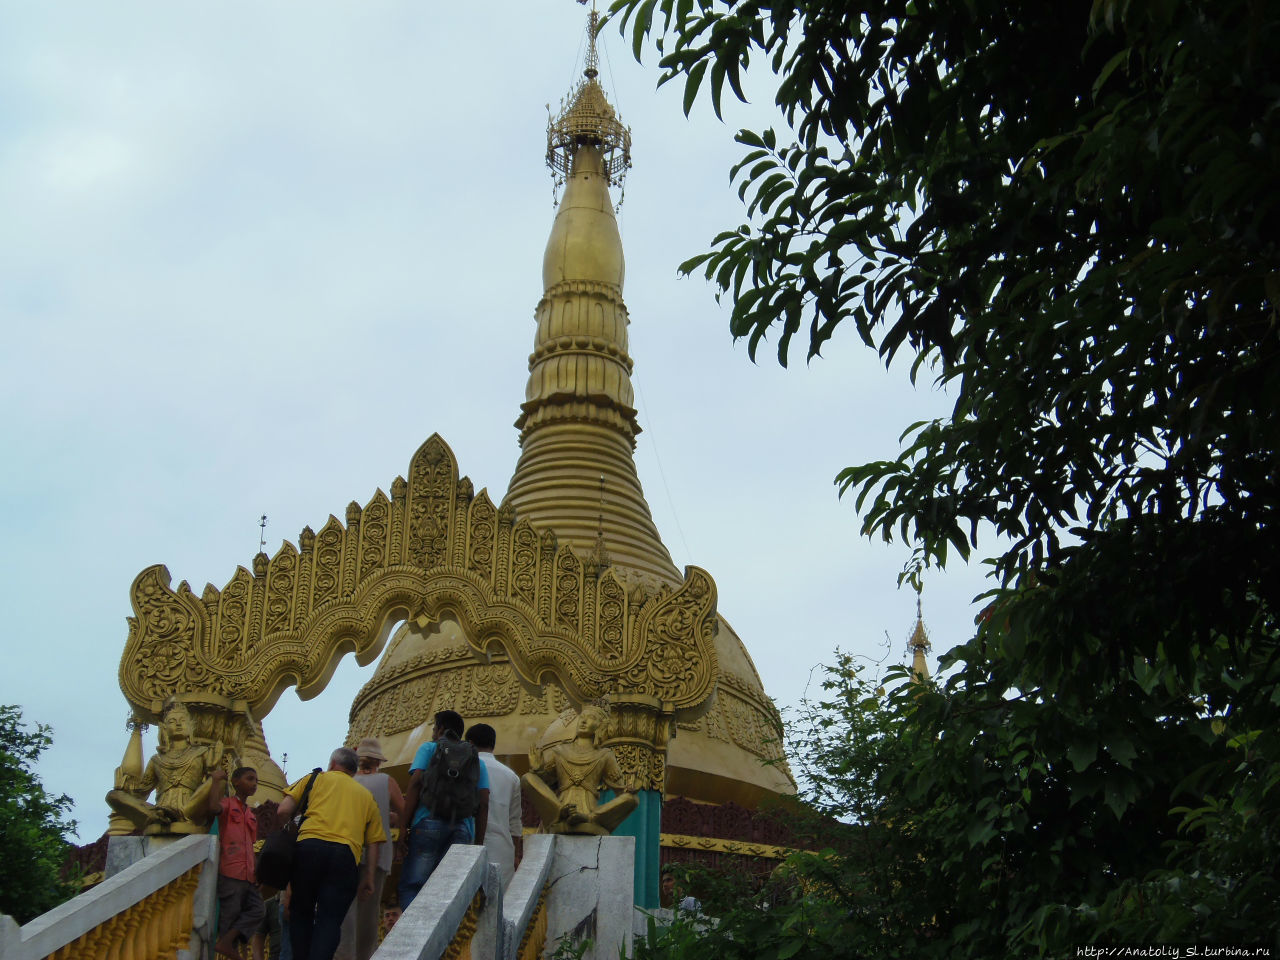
[907,588,932,682]
[591,474,611,570]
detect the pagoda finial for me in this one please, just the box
[581,0,600,79]
[907,584,932,682]
[548,0,632,198]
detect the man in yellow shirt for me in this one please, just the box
[277,747,386,960]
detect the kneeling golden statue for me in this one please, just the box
[522,704,638,835]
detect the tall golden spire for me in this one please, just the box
[505,6,678,586]
[907,589,932,682]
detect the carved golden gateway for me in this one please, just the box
[119,434,720,755]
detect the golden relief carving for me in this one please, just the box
[467,494,497,575]
[263,543,298,637]
[348,657,530,744]
[669,670,789,777]
[605,696,672,792]
[537,532,555,625]
[510,523,538,608]
[719,669,786,726]
[361,492,391,576]
[350,642,474,700]
[451,478,473,569]
[519,683,570,717]
[608,743,665,793]
[348,673,439,743]
[702,701,731,744]
[598,574,626,662]
[314,517,344,609]
[716,672,787,764]
[379,676,439,738]
[721,694,779,761]
[218,568,252,664]
[118,435,721,726]
[460,663,522,717]
[343,501,361,597]
[554,550,578,629]
[623,573,719,708]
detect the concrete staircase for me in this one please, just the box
[1,834,637,960]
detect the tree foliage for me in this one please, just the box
[641,659,935,960]
[652,653,1276,958]
[611,0,1280,952]
[0,705,80,924]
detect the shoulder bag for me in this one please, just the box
[256,768,320,890]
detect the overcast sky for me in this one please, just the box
[1,2,993,843]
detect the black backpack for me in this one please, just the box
[421,737,480,823]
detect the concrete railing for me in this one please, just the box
[2,831,611,960]
[0,834,218,960]
[502,835,555,960]
[372,835,557,960]
[373,844,500,960]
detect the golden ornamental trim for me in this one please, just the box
[660,832,797,861]
[119,435,719,721]
[442,888,485,960]
[46,861,203,960]
[516,885,550,960]
[537,278,630,307]
[528,333,634,367]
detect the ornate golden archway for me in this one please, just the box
[117,435,720,799]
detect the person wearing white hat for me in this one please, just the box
[334,738,404,960]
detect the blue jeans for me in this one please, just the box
[398,818,472,910]
[278,898,292,960]
[290,838,358,960]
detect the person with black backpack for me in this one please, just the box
[397,709,490,910]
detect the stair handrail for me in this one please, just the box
[374,843,495,960]
[501,834,556,960]
[0,833,217,960]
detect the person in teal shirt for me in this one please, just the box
[397,710,489,909]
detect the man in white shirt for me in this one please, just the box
[464,723,523,887]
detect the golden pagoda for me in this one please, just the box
[111,6,794,907]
